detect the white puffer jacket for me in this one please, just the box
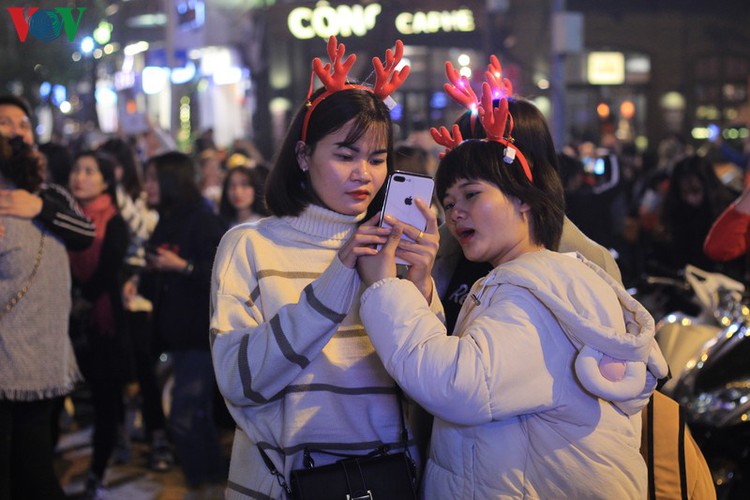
[360,250,667,499]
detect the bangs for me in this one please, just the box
[435,140,507,202]
[339,105,390,150]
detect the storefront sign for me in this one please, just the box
[288,1,381,40]
[395,9,475,35]
[587,52,625,85]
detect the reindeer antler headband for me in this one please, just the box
[431,56,532,182]
[300,36,410,142]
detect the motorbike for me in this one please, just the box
[634,265,750,498]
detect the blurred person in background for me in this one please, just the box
[67,151,132,499]
[658,154,739,276]
[705,184,750,281]
[0,135,81,500]
[0,94,94,250]
[140,152,228,497]
[197,148,225,212]
[38,142,73,187]
[97,138,174,472]
[218,164,269,228]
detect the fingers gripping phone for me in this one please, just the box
[378,171,435,265]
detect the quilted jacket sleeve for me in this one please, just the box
[360,278,561,426]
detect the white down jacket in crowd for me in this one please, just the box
[360,250,668,499]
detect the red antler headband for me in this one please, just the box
[431,84,533,182]
[432,55,532,182]
[442,55,514,136]
[300,36,410,142]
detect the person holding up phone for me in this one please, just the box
[356,90,667,499]
[432,61,622,333]
[209,37,442,499]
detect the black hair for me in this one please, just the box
[146,151,202,215]
[0,135,42,192]
[454,97,560,177]
[265,87,394,218]
[394,144,430,176]
[72,150,119,204]
[219,165,270,223]
[98,137,143,200]
[38,142,73,186]
[435,140,564,250]
[0,94,32,119]
[664,154,736,221]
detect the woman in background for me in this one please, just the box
[660,154,737,274]
[141,151,228,497]
[218,165,269,228]
[67,151,131,498]
[0,136,81,500]
[97,138,173,472]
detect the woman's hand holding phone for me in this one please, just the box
[394,197,439,301]
[338,213,391,269]
[357,219,403,287]
[357,198,439,301]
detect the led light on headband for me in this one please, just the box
[431,54,532,182]
[431,82,533,183]
[300,36,410,142]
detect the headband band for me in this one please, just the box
[300,36,410,142]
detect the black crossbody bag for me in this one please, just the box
[258,390,418,500]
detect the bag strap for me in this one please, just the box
[0,230,45,321]
[257,445,293,496]
[646,395,655,500]
[678,405,688,500]
[257,385,414,492]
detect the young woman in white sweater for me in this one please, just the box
[209,38,438,499]
[357,94,668,498]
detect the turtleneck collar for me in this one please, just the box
[283,203,366,242]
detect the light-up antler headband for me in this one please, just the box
[431,56,532,182]
[300,36,410,142]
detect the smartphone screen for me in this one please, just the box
[378,171,435,264]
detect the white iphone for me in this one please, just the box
[378,171,435,265]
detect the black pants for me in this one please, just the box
[128,311,167,437]
[0,398,67,500]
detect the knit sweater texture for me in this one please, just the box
[211,204,429,499]
[0,216,81,400]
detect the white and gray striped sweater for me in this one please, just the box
[211,204,432,500]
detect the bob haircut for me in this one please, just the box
[435,139,565,250]
[146,151,202,215]
[265,87,395,218]
[0,135,42,192]
[73,150,119,204]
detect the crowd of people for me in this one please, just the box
[4,33,750,499]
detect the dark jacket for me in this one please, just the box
[142,200,227,352]
[70,214,133,382]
